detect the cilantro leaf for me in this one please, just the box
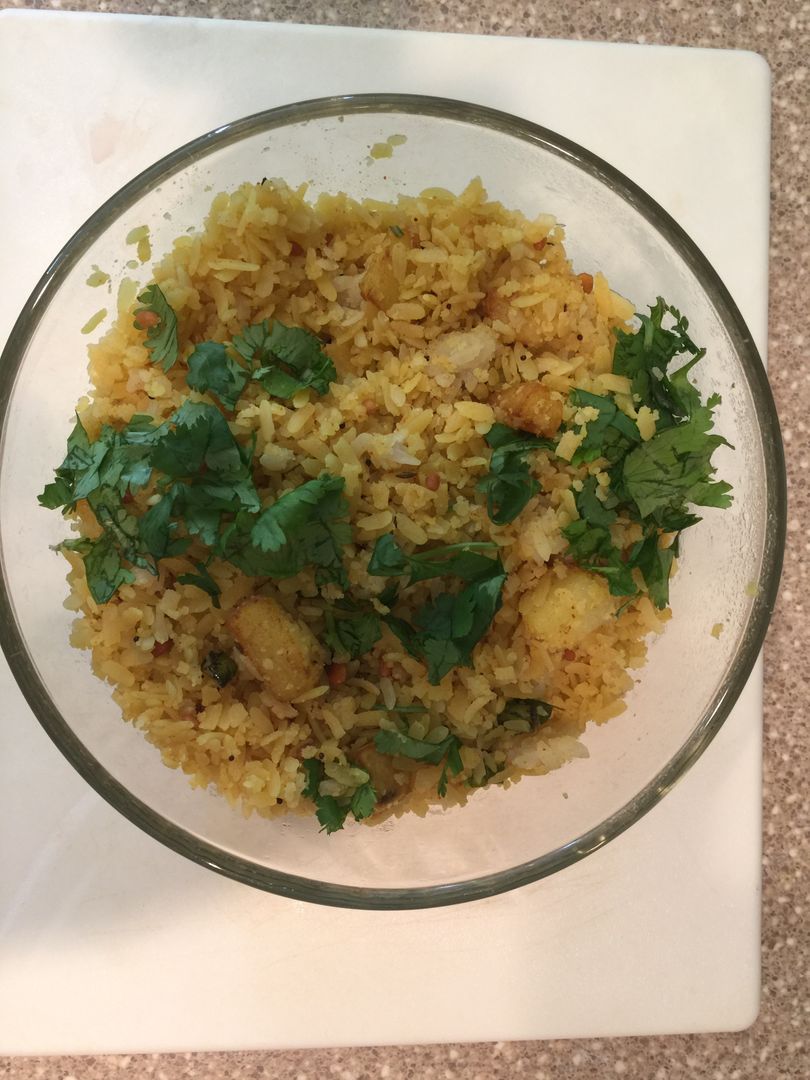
[300,758,377,833]
[42,316,342,607]
[138,491,188,560]
[368,534,499,584]
[301,759,323,801]
[374,729,463,797]
[313,796,349,834]
[43,413,164,510]
[38,477,74,509]
[437,740,463,797]
[613,297,706,426]
[374,728,461,766]
[323,599,382,660]
[172,471,260,543]
[177,560,221,607]
[563,519,676,610]
[77,532,136,604]
[38,416,119,510]
[232,320,336,399]
[146,404,259,547]
[251,473,350,586]
[120,414,171,446]
[221,474,350,587]
[134,284,179,372]
[634,531,677,609]
[151,402,251,481]
[558,301,731,610]
[42,403,259,602]
[561,519,638,597]
[617,407,733,523]
[574,475,618,527]
[377,582,400,608]
[87,486,154,573]
[186,341,250,410]
[566,389,640,467]
[349,781,377,821]
[477,422,553,525]
[384,558,507,684]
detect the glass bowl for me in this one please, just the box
[0,95,786,909]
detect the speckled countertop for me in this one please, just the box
[1,0,807,1078]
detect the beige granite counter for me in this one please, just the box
[1,0,807,1077]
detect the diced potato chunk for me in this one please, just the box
[360,250,400,310]
[227,595,324,701]
[520,569,616,649]
[495,380,563,438]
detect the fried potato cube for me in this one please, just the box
[360,249,400,311]
[495,380,563,438]
[520,569,616,650]
[227,595,325,701]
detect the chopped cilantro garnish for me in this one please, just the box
[232,320,336,399]
[349,781,378,821]
[383,554,507,684]
[37,413,166,512]
[40,406,348,604]
[323,598,382,660]
[556,298,732,609]
[177,560,222,608]
[67,531,135,605]
[612,297,706,428]
[616,406,733,525]
[301,758,324,800]
[133,287,334,408]
[374,728,464,797]
[633,531,678,609]
[566,389,640,467]
[368,538,506,683]
[220,474,351,588]
[150,401,254,483]
[136,491,184,559]
[575,475,618,527]
[134,284,179,372]
[561,519,638,597]
[368,534,499,584]
[476,422,554,525]
[186,341,251,410]
[301,758,377,834]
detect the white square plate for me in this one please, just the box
[0,10,768,1053]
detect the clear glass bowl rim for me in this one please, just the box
[0,94,786,910]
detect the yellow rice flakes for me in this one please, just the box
[65,178,665,823]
